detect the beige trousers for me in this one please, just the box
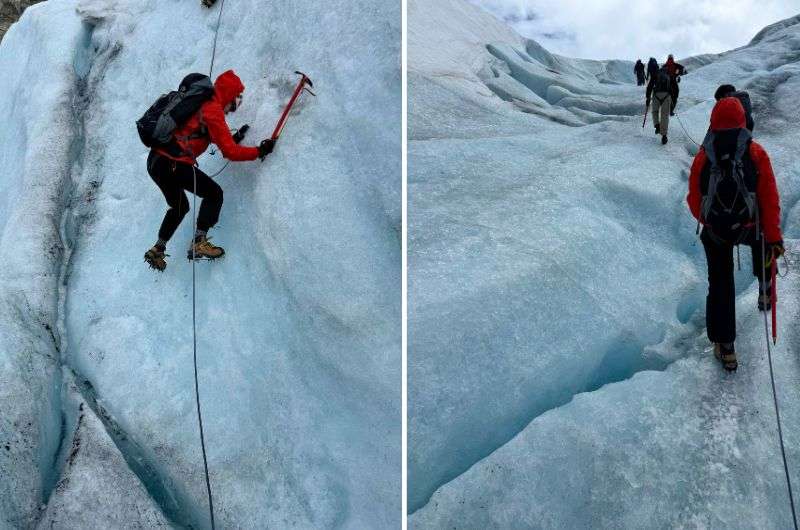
[652,92,672,136]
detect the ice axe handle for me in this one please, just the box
[271,72,316,140]
[771,260,777,345]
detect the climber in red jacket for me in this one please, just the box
[687,97,783,371]
[145,70,274,271]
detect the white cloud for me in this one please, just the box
[469,0,800,61]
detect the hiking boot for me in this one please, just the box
[144,245,167,272]
[654,124,660,134]
[758,292,772,311]
[714,343,738,372]
[661,135,668,145]
[187,236,225,260]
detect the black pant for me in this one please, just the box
[701,229,768,343]
[147,151,223,242]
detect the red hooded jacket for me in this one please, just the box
[664,56,685,77]
[156,70,259,165]
[687,97,782,242]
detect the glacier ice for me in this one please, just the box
[0,0,400,528]
[409,0,800,525]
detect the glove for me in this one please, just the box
[232,124,249,144]
[202,0,217,7]
[258,139,276,160]
[769,241,785,262]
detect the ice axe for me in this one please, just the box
[771,257,778,345]
[271,71,316,140]
[642,101,649,128]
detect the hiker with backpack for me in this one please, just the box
[646,66,673,144]
[663,54,686,115]
[634,59,646,86]
[715,84,754,132]
[646,57,659,82]
[687,97,784,371]
[138,70,275,271]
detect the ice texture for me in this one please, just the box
[409,0,800,525]
[0,0,400,528]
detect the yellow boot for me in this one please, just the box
[144,245,167,272]
[714,343,737,372]
[188,235,225,260]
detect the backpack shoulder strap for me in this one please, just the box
[702,131,718,166]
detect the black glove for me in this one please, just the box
[232,124,249,144]
[258,139,276,160]
[202,0,217,7]
[769,241,785,263]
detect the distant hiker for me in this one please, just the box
[634,59,646,86]
[646,57,659,81]
[715,84,754,132]
[663,54,687,115]
[646,66,673,144]
[140,70,276,271]
[687,97,784,371]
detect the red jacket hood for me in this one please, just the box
[214,70,245,107]
[710,97,746,131]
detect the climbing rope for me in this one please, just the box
[674,112,701,147]
[207,160,231,178]
[208,0,226,77]
[759,235,798,530]
[191,166,216,530]
[190,1,228,528]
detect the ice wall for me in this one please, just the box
[0,0,400,528]
[409,0,800,523]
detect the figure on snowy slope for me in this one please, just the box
[634,59,646,86]
[687,97,784,372]
[646,57,659,81]
[142,70,275,271]
[715,84,754,132]
[663,54,687,115]
[646,66,672,145]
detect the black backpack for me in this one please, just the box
[647,58,659,77]
[136,73,215,148]
[654,69,671,94]
[731,91,754,132]
[699,128,758,242]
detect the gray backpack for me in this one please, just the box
[699,128,758,242]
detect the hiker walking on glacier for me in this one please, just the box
[634,59,646,86]
[687,97,784,371]
[663,54,686,115]
[143,70,275,271]
[715,84,754,132]
[646,57,659,81]
[646,66,672,144]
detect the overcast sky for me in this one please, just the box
[469,0,800,61]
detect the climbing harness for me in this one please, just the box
[674,112,700,147]
[759,233,797,530]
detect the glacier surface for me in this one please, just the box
[0,0,400,528]
[408,0,800,526]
